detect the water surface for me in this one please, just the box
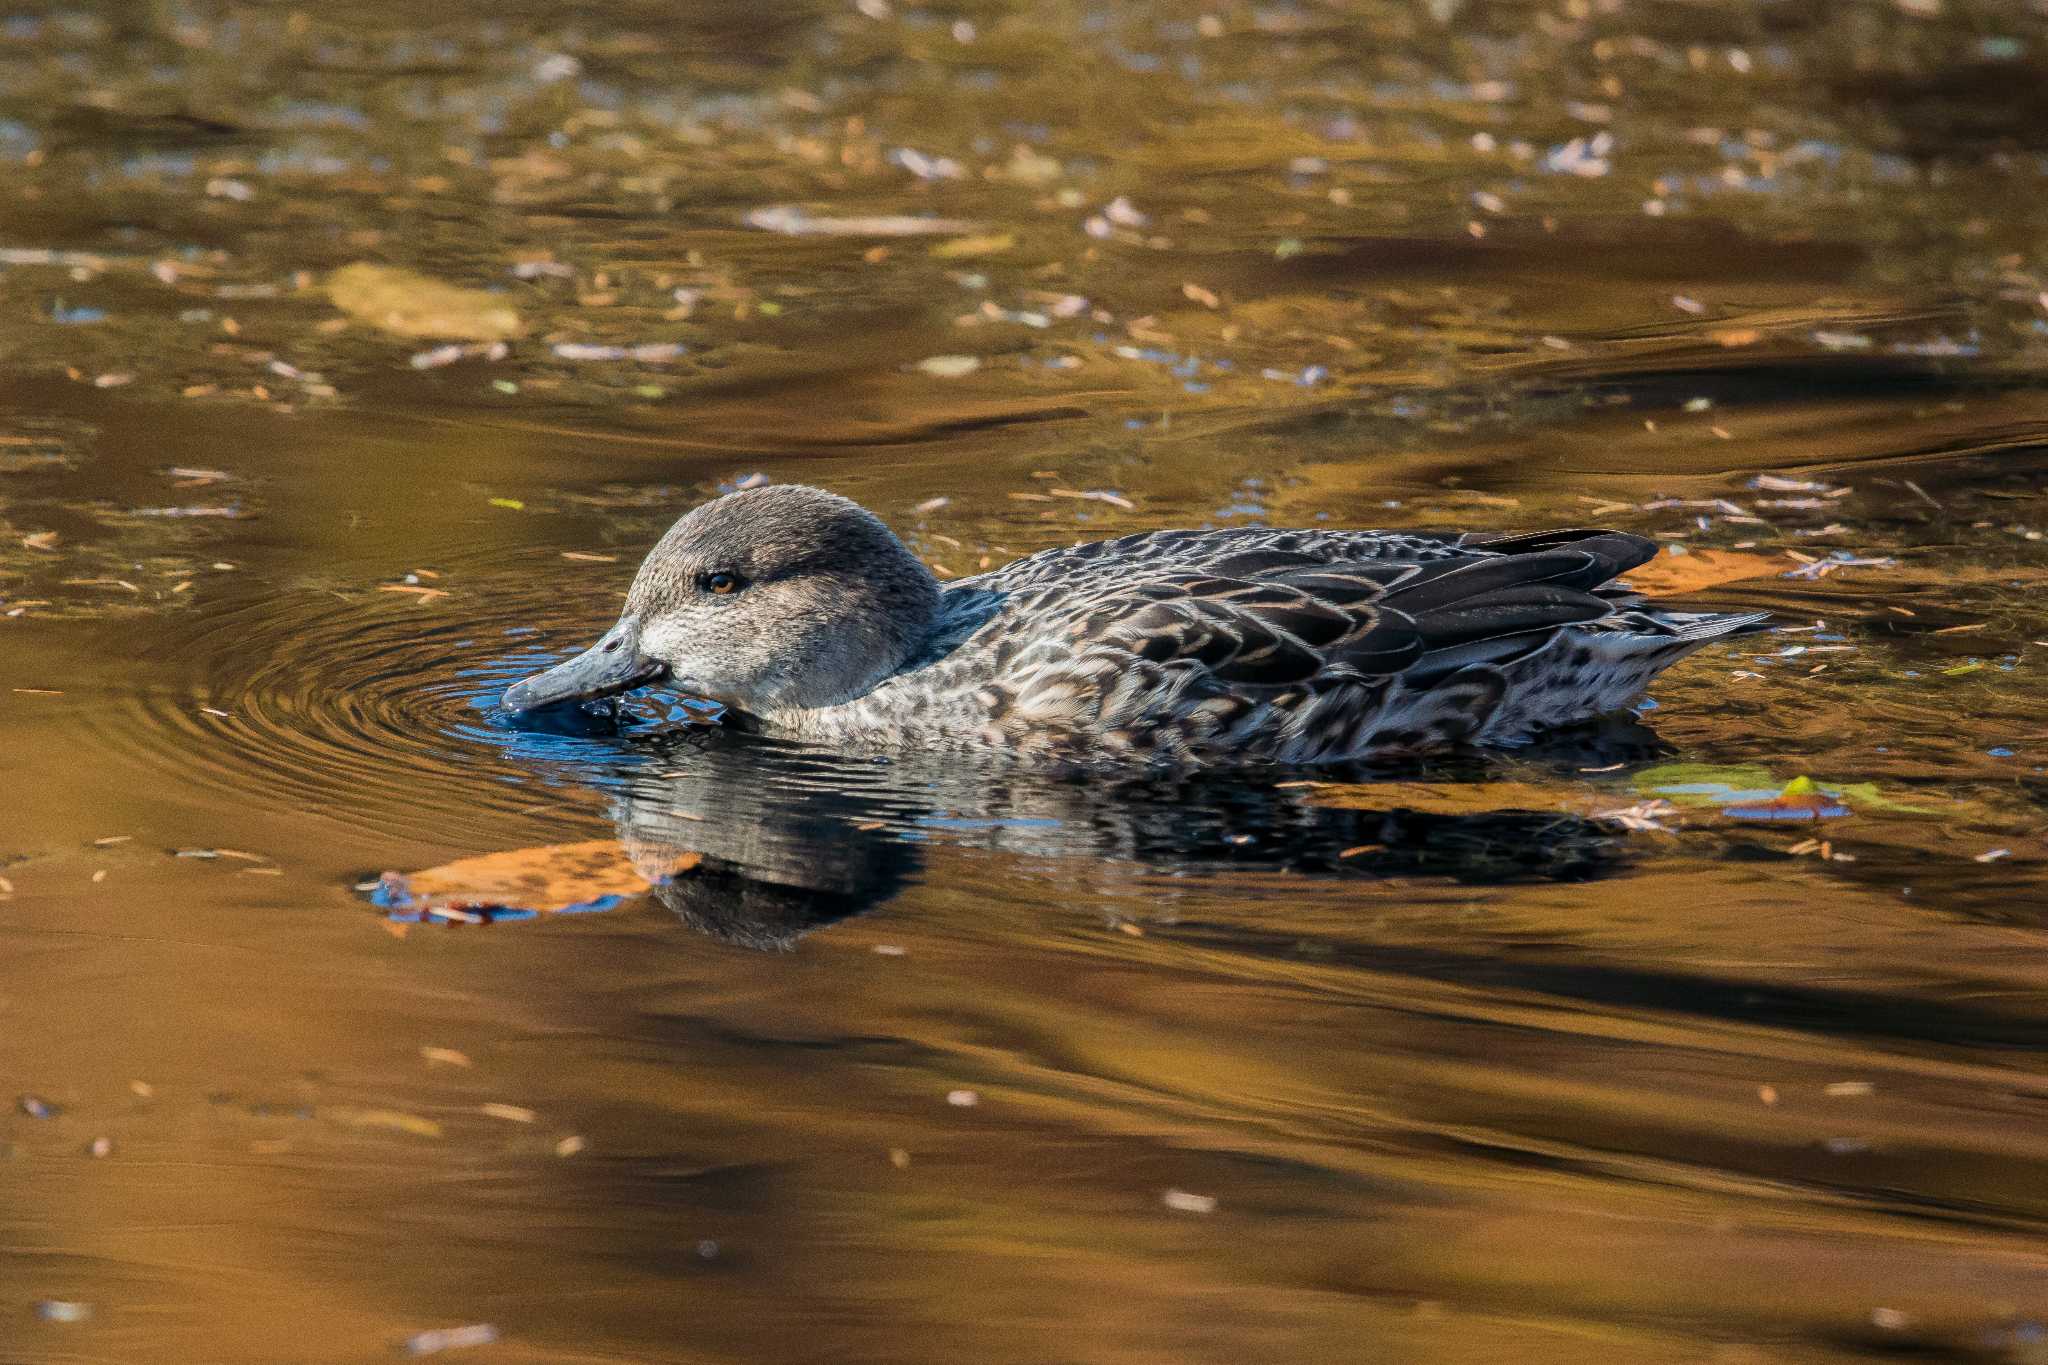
[4,2,2048,1360]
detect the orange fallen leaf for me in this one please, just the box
[1300,781,1585,815]
[1621,547,1798,594]
[378,584,450,600]
[1708,327,1762,347]
[374,840,700,917]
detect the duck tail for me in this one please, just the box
[1656,609,1773,641]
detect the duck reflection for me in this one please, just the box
[615,732,921,951]
[586,714,1666,951]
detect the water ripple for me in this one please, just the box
[79,568,655,842]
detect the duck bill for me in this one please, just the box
[504,619,669,712]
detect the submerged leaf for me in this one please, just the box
[1634,765,1942,818]
[327,263,524,341]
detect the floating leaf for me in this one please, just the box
[1814,782,1943,816]
[1622,547,1801,594]
[1299,780,1585,815]
[371,840,700,920]
[1633,764,1942,817]
[1722,776,1852,821]
[1631,763,1778,805]
[327,263,524,341]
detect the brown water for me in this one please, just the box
[5,1,2048,1360]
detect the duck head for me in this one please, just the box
[504,484,941,720]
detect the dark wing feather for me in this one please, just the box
[1375,549,1625,610]
[1402,583,1616,648]
[1458,527,1658,579]
[1075,527,1649,690]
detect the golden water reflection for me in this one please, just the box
[3,0,2048,1360]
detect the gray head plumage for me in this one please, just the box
[504,484,939,719]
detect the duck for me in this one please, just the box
[503,483,1767,765]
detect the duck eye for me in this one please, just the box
[702,571,741,595]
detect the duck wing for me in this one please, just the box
[971,527,1753,760]
[1078,527,1659,688]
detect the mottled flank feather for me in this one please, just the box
[780,519,1767,764]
